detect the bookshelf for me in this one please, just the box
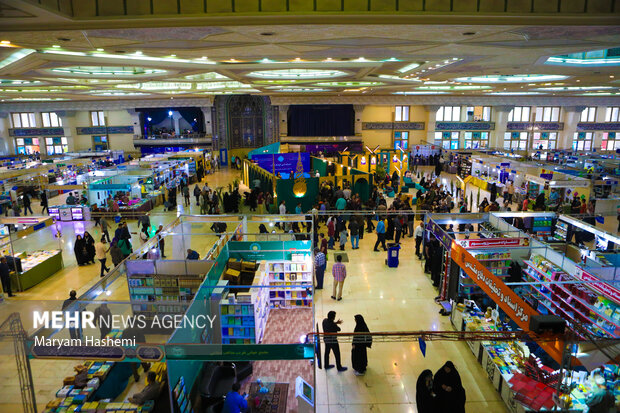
[126,260,211,323]
[266,260,313,309]
[219,265,269,344]
[532,217,552,237]
[523,256,618,339]
[459,251,511,297]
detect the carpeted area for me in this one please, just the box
[240,308,314,412]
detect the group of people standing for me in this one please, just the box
[322,311,372,376]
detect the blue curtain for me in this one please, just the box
[288,105,354,136]
[177,108,204,132]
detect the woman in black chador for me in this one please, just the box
[74,235,87,266]
[416,369,437,413]
[433,361,466,413]
[351,314,372,375]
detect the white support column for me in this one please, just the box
[59,110,77,151]
[279,105,289,137]
[0,112,11,155]
[201,106,213,135]
[126,109,141,137]
[353,105,364,136]
[493,106,513,149]
[242,215,248,241]
[561,106,585,150]
[424,105,440,145]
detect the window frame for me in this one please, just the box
[395,105,410,122]
[466,106,492,122]
[15,137,40,155]
[90,111,105,126]
[393,131,409,150]
[532,132,558,150]
[580,107,597,123]
[508,106,531,122]
[11,112,36,128]
[572,132,594,151]
[463,131,489,149]
[535,106,561,122]
[436,106,461,122]
[601,132,619,151]
[503,132,528,150]
[42,112,62,128]
[604,107,619,122]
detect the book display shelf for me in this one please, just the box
[219,264,270,344]
[266,260,313,309]
[126,260,211,323]
[460,251,512,298]
[523,255,619,339]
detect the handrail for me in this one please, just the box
[134,133,212,140]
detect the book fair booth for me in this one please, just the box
[25,215,315,413]
[0,216,63,294]
[424,211,619,412]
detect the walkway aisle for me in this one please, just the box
[313,219,507,412]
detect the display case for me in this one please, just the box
[9,250,63,291]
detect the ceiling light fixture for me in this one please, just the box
[453,74,568,83]
[246,69,347,79]
[398,62,421,73]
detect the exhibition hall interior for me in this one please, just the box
[0,1,618,412]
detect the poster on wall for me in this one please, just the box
[252,153,310,176]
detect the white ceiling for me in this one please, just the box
[0,11,618,102]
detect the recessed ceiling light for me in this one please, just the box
[52,45,61,48]
[0,40,11,45]
[96,48,104,52]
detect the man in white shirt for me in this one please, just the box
[276,201,287,229]
[414,222,425,259]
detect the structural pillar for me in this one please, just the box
[561,107,585,150]
[353,105,364,136]
[278,105,289,137]
[493,106,514,149]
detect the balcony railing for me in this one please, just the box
[133,133,212,146]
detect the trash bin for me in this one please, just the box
[386,243,401,267]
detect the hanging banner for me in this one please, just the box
[252,153,310,176]
[427,221,452,249]
[458,238,530,248]
[574,267,620,302]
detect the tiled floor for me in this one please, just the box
[0,165,615,413]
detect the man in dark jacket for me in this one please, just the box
[129,371,160,405]
[322,311,347,372]
[0,257,14,297]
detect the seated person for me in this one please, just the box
[73,365,89,389]
[186,249,200,260]
[66,192,77,205]
[129,371,160,405]
[222,382,248,413]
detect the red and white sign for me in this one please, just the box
[459,238,530,249]
[574,267,620,303]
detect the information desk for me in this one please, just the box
[48,205,91,221]
[10,250,63,291]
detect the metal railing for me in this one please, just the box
[134,133,212,140]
